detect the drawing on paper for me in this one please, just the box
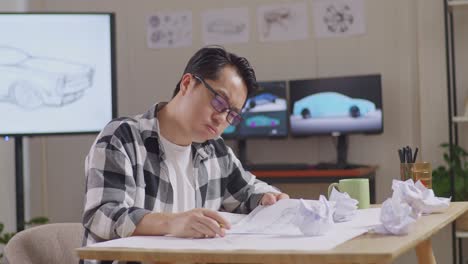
[257,2,308,42]
[262,7,293,38]
[255,206,300,232]
[147,12,192,48]
[206,18,246,35]
[229,199,302,235]
[202,8,249,45]
[313,0,365,38]
[323,4,354,33]
[0,46,94,109]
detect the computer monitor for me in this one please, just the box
[0,13,116,136]
[222,80,288,139]
[289,75,383,136]
[289,74,383,168]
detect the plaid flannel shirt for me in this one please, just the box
[81,103,278,263]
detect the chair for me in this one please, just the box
[3,222,84,264]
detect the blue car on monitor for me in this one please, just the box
[244,92,278,110]
[293,92,376,119]
[246,115,280,128]
[223,125,236,134]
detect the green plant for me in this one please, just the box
[432,143,468,201]
[0,217,49,261]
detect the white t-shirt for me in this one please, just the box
[159,134,196,213]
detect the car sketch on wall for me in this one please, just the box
[244,92,287,113]
[206,19,246,35]
[293,92,376,119]
[246,115,280,128]
[0,46,94,109]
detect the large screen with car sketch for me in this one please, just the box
[289,75,383,136]
[222,81,288,139]
[0,13,116,136]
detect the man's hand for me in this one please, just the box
[260,192,290,206]
[168,208,231,238]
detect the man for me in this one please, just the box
[82,46,289,260]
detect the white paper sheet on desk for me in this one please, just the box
[227,199,380,235]
[218,211,247,225]
[227,199,302,235]
[88,207,382,252]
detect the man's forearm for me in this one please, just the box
[132,212,173,236]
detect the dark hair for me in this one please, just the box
[172,46,258,98]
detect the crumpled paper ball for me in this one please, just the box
[374,179,451,235]
[393,179,450,215]
[294,195,335,236]
[374,192,418,235]
[329,187,358,222]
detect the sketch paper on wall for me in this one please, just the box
[257,2,309,42]
[202,7,249,45]
[0,14,113,135]
[147,11,192,48]
[313,0,366,38]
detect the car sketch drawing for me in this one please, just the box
[0,46,94,109]
[228,199,302,235]
[262,7,293,38]
[206,18,246,35]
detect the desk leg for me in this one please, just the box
[415,239,436,264]
[459,237,464,264]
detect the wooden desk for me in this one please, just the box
[251,166,377,204]
[77,202,468,264]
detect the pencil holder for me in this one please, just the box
[412,162,432,188]
[399,162,432,188]
[400,163,414,181]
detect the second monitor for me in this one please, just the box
[289,74,383,136]
[223,81,288,138]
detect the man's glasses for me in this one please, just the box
[193,74,242,126]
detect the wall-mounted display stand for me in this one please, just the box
[443,1,468,263]
[14,136,25,232]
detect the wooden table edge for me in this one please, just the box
[76,247,394,264]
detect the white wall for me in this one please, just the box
[5,0,455,263]
[0,139,15,255]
